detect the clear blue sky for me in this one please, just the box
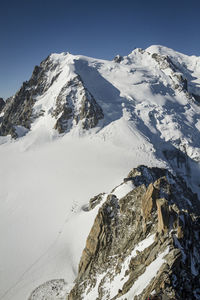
[1,0,200,99]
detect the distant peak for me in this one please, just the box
[145,44,190,59]
[48,51,76,63]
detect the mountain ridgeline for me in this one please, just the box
[1,46,200,140]
[1,45,200,300]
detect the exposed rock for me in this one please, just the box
[88,193,105,210]
[173,73,188,91]
[152,53,177,71]
[0,59,104,138]
[0,55,58,138]
[68,166,200,300]
[78,194,119,279]
[151,52,190,95]
[192,93,200,104]
[113,55,123,63]
[52,75,104,133]
[0,97,5,112]
[125,165,168,187]
[156,198,169,233]
[141,182,158,220]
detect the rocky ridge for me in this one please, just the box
[68,166,200,300]
[52,74,103,133]
[0,54,103,138]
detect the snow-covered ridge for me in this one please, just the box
[1,44,200,141]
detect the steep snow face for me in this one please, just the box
[0,45,200,300]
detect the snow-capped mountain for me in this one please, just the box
[0,45,200,299]
[1,46,200,169]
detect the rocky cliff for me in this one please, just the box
[68,166,200,300]
[0,56,53,137]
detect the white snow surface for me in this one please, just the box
[112,181,135,199]
[1,45,200,299]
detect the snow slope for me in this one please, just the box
[0,45,200,299]
[0,129,160,300]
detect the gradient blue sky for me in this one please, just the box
[1,0,200,99]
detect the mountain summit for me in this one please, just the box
[1,45,200,189]
[1,45,200,137]
[1,46,200,300]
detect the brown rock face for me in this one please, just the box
[142,182,158,220]
[156,198,169,233]
[177,224,184,239]
[78,194,119,279]
[67,166,200,300]
[78,209,104,278]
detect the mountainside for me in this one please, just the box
[0,45,200,300]
[68,166,200,300]
[1,45,200,184]
[27,165,200,300]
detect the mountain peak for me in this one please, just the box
[146,44,176,54]
[1,45,200,300]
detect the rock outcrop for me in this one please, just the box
[113,55,123,63]
[68,166,200,300]
[151,52,189,94]
[52,75,103,133]
[0,56,57,138]
[0,97,5,112]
